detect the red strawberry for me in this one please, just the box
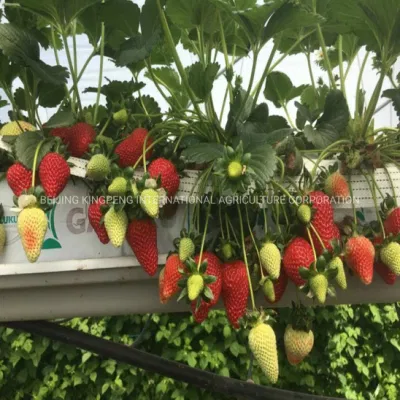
[115,128,153,168]
[324,171,350,199]
[310,222,341,255]
[307,190,338,255]
[191,301,211,323]
[375,261,396,285]
[39,153,70,198]
[148,158,180,197]
[384,207,400,236]
[265,269,288,304]
[7,163,33,196]
[162,253,185,302]
[126,218,158,276]
[308,190,334,222]
[372,235,396,285]
[283,237,314,286]
[345,236,375,285]
[221,260,249,329]
[88,197,109,244]
[50,127,71,144]
[190,252,222,323]
[67,123,96,157]
[159,267,168,304]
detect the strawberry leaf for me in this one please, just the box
[382,88,400,123]
[188,62,220,102]
[303,124,339,149]
[15,131,53,171]
[181,143,224,163]
[45,111,76,129]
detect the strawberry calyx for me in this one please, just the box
[177,257,217,309]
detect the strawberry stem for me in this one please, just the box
[382,164,398,207]
[218,205,225,240]
[98,116,111,138]
[306,227,317,264]
[237,204,256,310]
[262,206,268,234]
[245,204,264,279]
[347,171,357,226]
[196,199,212,271]
[31,140,46,188]
[362,170,386,238]
[310,223,326,250]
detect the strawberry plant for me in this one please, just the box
[0,0,399,388]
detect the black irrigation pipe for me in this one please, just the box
[4,320,344,400]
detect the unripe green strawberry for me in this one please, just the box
[108,177,128,196]
[96,136,114,152]
[140,188,159,218]
[104,208,128,248]
[0,120,35,136]
[187,274,204,301]
[222,243,233,260]
[260,242,281,279]
[0,224,6,254]
[227,161,243,179]
[86,154,110,181]
[310,274,328,304]
[113,109,128,125]
[179,237,195,262]
[284,325,314,365]
[329,256,347,289]
[297,204,311,224]
[262,279,275,303]
[17,207,48,263]
[248,322,278,383]
[380,242,400,275]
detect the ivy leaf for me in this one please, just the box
[382,88,400,122]
[304,123,339,149]
[45,111,76,129]
[181,143,224,163]
[38,82,65,108]
[317,90,350,133]
[0,24,68,85]
[144,67,181,94]
[188,62,220,102]
[15,131,53,170]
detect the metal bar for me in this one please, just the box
[4,320,343,400]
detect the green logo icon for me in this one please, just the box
[43,205,62,250]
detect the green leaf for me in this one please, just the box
[245,142,277,186]
[14,87,27,111]
[38,81,65,108]
[264,72,306,108]
[264,2,324,40]
[0,24,68,85]
[265,115,290,132]
[304,123,339,149]
[130,95,162,125]
[84,80,145,102]
[188,62,220,102]
[45,111,76,129]
[144,67,181,94]
[115,31,161,67]
[181,143,224,163]
[0,52,20,88]
[17,0,103,29]
[101,0,140,38]
[225,88,254,133]
[264,128,294,145]
[382,88,400,122]
[15,131,53,170]
[317,90,350,133]
[166,0,198,30]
